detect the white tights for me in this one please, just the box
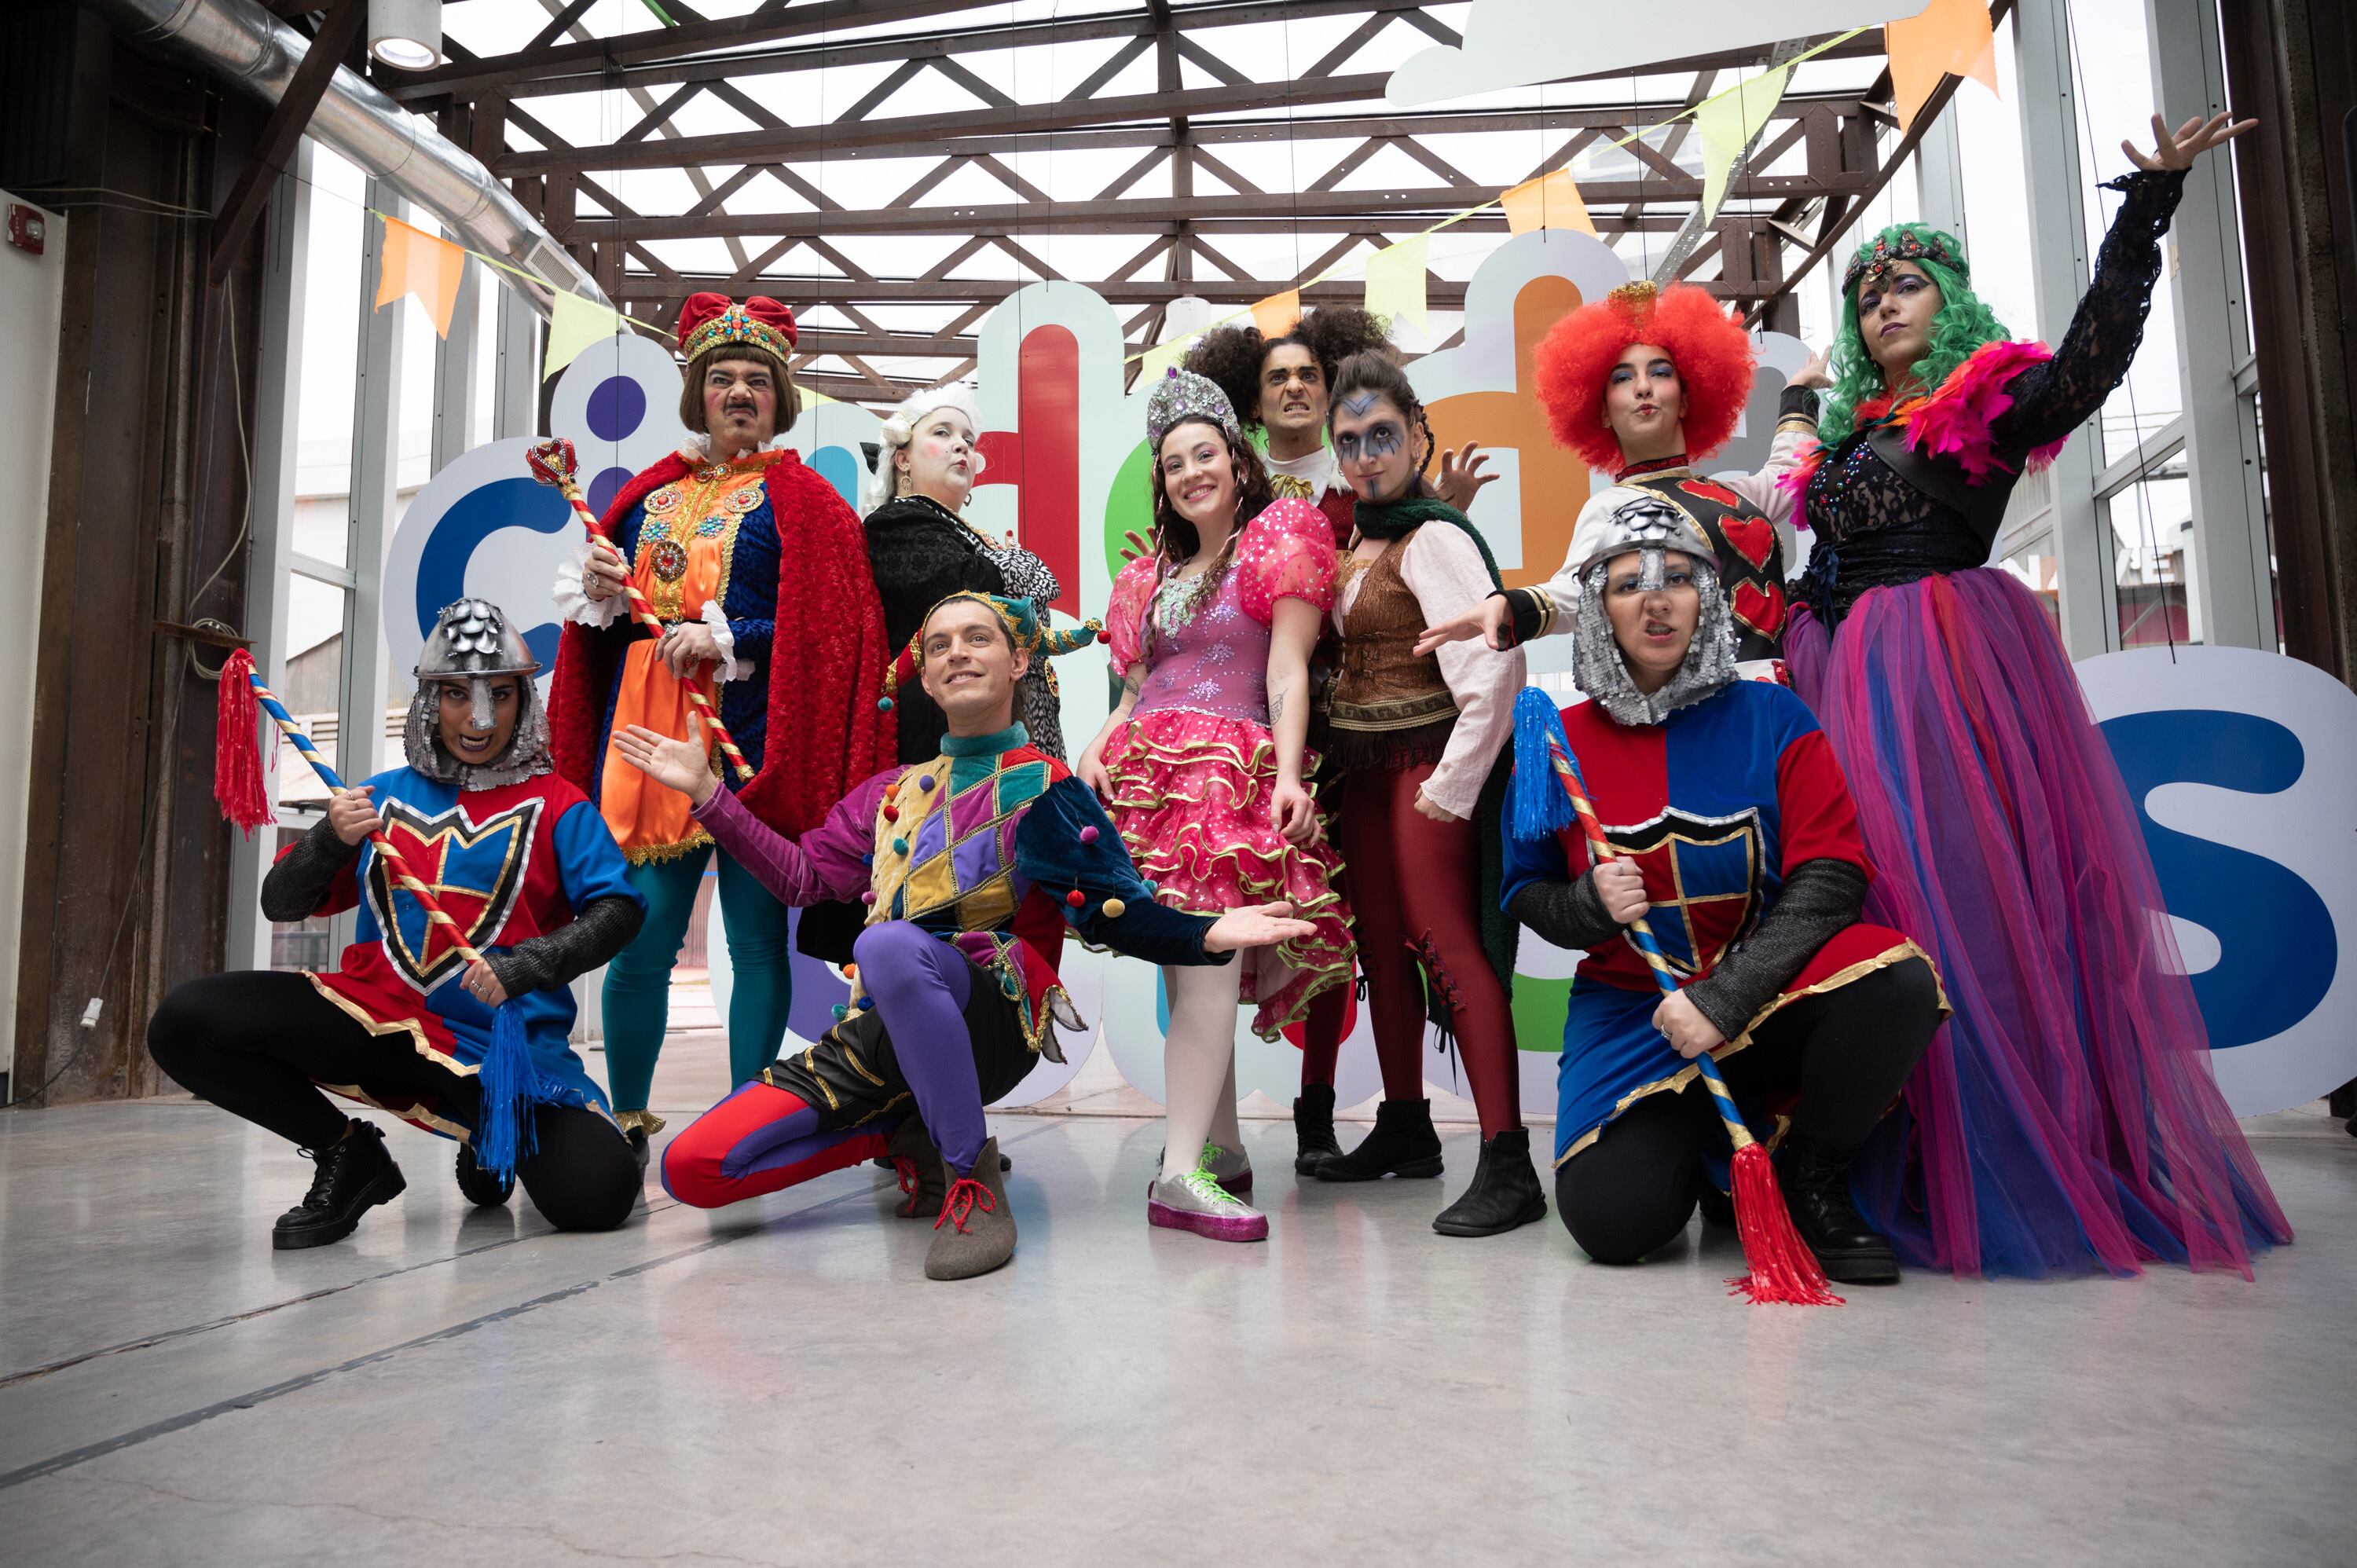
[1159,961,1246,1184]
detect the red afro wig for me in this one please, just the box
[1533,281,1756,472]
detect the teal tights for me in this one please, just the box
[601,844,794,1112]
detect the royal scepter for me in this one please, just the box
[1509,686,1841,1306]
[526,436,754,785]
[213,647,545,1181]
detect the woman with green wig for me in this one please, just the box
[1780,112,2291,1282]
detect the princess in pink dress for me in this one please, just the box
[1078,368,1355,1242]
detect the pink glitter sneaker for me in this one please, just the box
[1149,1167,1270,1242]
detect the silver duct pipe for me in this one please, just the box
[85,0,606,314]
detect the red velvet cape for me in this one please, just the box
[547,447,893,837]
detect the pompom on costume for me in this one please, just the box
[1781,178,2293,1279]
[1503,283,1820,673]
[1098,371,1355,1037]
[544,291,893,1128]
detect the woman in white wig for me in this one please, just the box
[860,383,1068,762]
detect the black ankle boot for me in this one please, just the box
[273,1121,406,1250]
[1776,1134,1899,1284]
[1431,1128,1547,1236]
[455,1141,514,1207]
[1292,1083,1342,1174]
[1316,1097,1442,1181]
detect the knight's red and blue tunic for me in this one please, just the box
[284,768,643,1137]
[1501,680,1926,1166]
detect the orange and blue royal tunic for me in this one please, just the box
[1501,680,1928,1167]
[284,768,644,1138]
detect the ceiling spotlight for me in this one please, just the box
[368,0,444,71]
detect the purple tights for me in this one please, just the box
[850,921,988,1175]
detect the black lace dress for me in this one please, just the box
[1780,167,2291,1280]
[863,493,1067,761]
[1798,168,2184,623]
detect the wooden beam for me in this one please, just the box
[205,0,366,284]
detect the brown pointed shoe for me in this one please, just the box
[924,1137,1016,1280]
[885,1113,948,1219]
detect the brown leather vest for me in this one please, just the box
[1327,531,1457,770]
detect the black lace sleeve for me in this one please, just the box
[1988,167,2187,452]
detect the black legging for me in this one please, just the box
[148,971,641,1233]
[1556,956,1941,1265]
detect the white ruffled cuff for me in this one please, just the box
[701,599,744,683]
[552,541,625,629]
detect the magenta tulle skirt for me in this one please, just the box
[1786,568,2291,1278]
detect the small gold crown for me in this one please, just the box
[1607,280,1659,312]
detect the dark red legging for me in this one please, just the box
[1307,759,1520,1134]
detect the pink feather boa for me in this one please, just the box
[1781,338,2069,502]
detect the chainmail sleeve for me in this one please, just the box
[1680,857,1868,1042]
[259,818,361,923]
[482,895,647,998]
[1508,870,1623,953]
[1989,167,2187,452]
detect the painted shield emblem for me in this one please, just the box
[365,797,541,993]
[1605,806,1764,977]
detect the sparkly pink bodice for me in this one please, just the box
[1134,570,1270,724]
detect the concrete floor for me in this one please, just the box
[3,1019,2353,1566]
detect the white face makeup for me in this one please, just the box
[1330,390,1416,503]
[896,406,978,507]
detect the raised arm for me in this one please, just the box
[1401,526,1527,820]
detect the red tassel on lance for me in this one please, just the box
[214,649,273,837]
[1725,1143,1844,1307]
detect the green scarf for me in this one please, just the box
[1343,496,1520,1012]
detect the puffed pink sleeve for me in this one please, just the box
[1105,554,1160,674]
[1235,498,1340,626]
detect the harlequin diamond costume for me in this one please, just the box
[658,593,1234,1280]
[148,600,649,1249]
[547,292,892,1136]
[1776,179,2292,1277]
[1497,511,1948,1282]
[1492,282,1819,678]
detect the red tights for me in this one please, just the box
[1303,760,1521,1134]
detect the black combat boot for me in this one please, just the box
[1776,1133,1900,1284]
[273,1120,406,1250]
[1315,1097,1443,1181]
[454,1141,514,1207]
[1292,1083,1343,1174]
[1431,1128,1548,1236]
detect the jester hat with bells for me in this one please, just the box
[879,592,1103,715]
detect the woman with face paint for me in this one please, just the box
[1309,352,1540,1234]
[1497,516,1945,1282]
[858,384,1069,764]
[547,294,893,1152]
[1414,280,1826,679]
[1079,368,1355,1242]
[1772,114,2290,1280]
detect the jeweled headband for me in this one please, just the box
[1842,230,1970,297]
[1145,366,1244,449]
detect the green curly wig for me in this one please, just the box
[1818,222,2011,445]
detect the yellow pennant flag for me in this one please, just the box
[1887,0,2000,132]
[1501,168,1596,237]
[544,290,625,380]
[1136,333,1195,382]
[1249,289,1301,339]
[1695,64,1791,223]
[1362,234,1430,334]
[374,215,467,337]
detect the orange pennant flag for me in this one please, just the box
[373,214,467,338]
[1887,0,2000,134]
[1250,288,1300,339]
[1501,168,1596,237]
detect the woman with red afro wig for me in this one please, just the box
[1418,281,1827,677]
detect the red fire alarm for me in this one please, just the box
[5,203,46,257]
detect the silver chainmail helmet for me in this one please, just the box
[1567,492,1739,728]
[407,598,552,788]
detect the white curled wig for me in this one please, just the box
[860,382,985,515]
